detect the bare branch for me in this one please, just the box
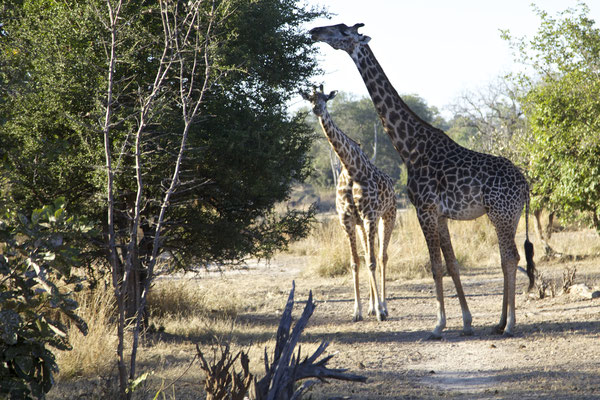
[251,282,367,399]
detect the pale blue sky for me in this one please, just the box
[301,1,600,117]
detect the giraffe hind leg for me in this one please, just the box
[490,213,521,337]
[495,239,519,337]
[378,209,396,318]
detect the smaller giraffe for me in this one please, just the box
[302,85,397,322]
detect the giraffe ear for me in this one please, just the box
[351,23,371,44]
[327,91,338,101]
[351,23,365,32]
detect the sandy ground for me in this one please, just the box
[50,252,600,399]
[194,254,600,399]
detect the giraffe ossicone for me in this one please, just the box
[310,23,535,338]
[302,85,397,322]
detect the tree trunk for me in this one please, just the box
[546,211,555,240]
[533,209,558,257]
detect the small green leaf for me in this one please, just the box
[31,209,43,225]
[128,372,151,394]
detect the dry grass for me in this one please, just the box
[546,228,600,257]
[146,280,241,340]
[147,280,238,320]
[49,216,600,400]
[54,279,243,385]
[289,214,348,277]
[55,284,118,381]
[290,207,501,280]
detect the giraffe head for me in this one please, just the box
[309,23,371,54]
[301,84,337,116]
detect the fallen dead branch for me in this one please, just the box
[198,282,367,399]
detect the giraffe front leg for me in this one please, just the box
[367,262,386,321]
[365,220,386,322]
[429,261,446,340]
[351,262,363,322]
[342,218,363,322]
[357,226,377,317]
[378,263,388,318]
[418,210,446,339]
[439,217,473,336]
[367,281,376,317]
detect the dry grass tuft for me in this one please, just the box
[447,214,499,268]
[148,280,237,320]
[289,216,348,277]
[147,280,241,339]
[55,284,118,381]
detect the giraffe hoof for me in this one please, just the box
[376,313,386,322]
[367,309,376,316]
[503,330,515,338]
[492,325,505,335]
[352,315,363,322]
[461,327,475,336]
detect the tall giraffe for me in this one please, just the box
[309,23,535,338]
[302,85,396,322]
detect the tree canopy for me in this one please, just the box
[503,3,600,233]
[0,0,325,268]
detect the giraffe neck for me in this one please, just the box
[318,109,372,180]
[350,44,449,165]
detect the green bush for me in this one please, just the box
[0,200,90,399]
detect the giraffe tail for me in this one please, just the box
[524,192,536,291]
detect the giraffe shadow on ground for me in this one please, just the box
[302,318,600,347]
[142,309,599,351]
[516,320,599,336]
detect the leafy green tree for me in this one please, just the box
[0,0,323,268]
[0,201,90,399]
[503,3,600,234]
[1,2,325,395]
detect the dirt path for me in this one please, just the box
[202,254,600,399]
